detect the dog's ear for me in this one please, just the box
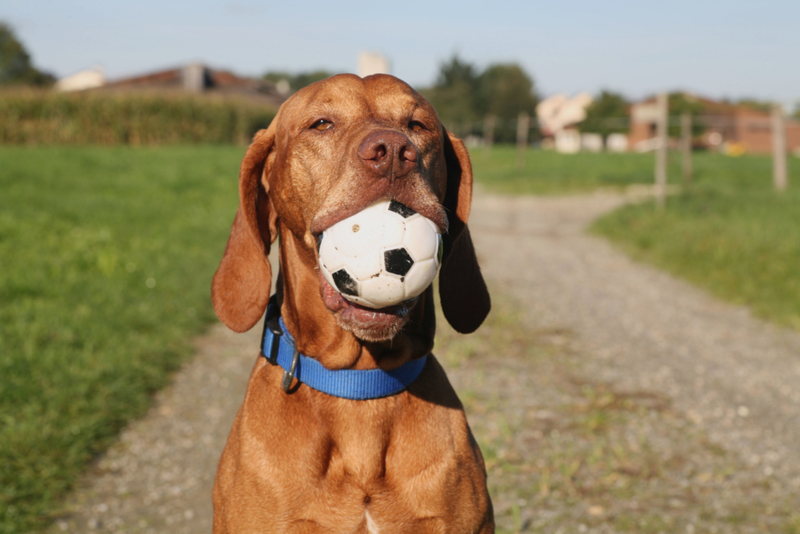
[438,130,491,334]
[211,126,279,332]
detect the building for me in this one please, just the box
[61,63,286,107]
[536,92,593,137]
[357,52,391,78]
[629,94,800,155]
[536,92,594,153]
[55,67,106,92]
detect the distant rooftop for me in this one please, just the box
[59,63,286,107]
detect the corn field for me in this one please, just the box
[0,90,276,145]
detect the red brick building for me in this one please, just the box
[629,95,800,155]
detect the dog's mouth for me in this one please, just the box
[310,196,447,238]
[319,270,416,341]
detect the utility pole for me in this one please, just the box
[680,112,693,189]
[516,112,530,169]
[655,93,668,209]
[772,104,788,192]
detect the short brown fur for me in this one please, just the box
[211,74,493,533]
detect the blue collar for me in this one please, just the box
[260,300,428,400]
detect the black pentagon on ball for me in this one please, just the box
[388,200,417,218]
[384,247,414,276]
[331,269,359,296]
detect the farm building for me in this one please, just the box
[629,95,800,155]
[57,63,287,107]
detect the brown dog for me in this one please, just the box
[211,74,493,533]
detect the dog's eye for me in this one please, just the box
[310,119,333,131]
[409,120,427,132]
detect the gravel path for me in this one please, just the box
[49,190,800,533]
[469,191,800,489]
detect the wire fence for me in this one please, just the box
[445,114,799,139]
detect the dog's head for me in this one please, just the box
[212,74,489,348]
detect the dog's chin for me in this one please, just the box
[319,271,414,342]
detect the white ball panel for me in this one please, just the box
[326,201,407,257]
[318,233,345,272]
[328,213,382,257]
[402,259,438,299]
[359,274,406,308]
[402,216,439,262]
[380,216,407,249]
[344,249,382,280]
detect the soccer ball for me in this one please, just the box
[318,200,443,309]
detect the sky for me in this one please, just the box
[4,0,799,105]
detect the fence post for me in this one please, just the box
[680,112,693,189]
[516,112,530,169]
[655,92,668,210]
[772,105,788,192]
[483,115,496,160]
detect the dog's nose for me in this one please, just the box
[357,130,418,179]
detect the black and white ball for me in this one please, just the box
[318,200,443,309]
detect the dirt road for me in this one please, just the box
[51,190,800,533]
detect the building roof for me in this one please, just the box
[98,63,286,106]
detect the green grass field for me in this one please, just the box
[0,146,243,532]
[591,153,800,330]
[470,145,663,194]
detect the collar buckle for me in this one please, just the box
[282,346,300,392]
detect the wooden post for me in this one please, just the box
[516,112,530,169]
[680,112,693,189]
[772,105,788,192]
[483,115,496,160]
[654,92,668,210]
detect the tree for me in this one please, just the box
[736,98,773,113]
[420,55,480,133]
[434,54,478,90]
[580,90,629,139]
[475,63,538,143]
[668,93,704,138]
[0,22,55,86]
[475,64,537,118]
[421,56,539,142]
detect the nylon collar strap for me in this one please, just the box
[260,299,428,400]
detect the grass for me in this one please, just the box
[0,145,243,533]
[470,145,665,194]
[591,153,800,330]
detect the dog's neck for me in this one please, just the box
[276,227,434,372]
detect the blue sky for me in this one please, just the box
[4,0,799,104]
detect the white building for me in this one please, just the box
[55,67,106,92]
[536,92,593,138]
[358,52,391,78]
